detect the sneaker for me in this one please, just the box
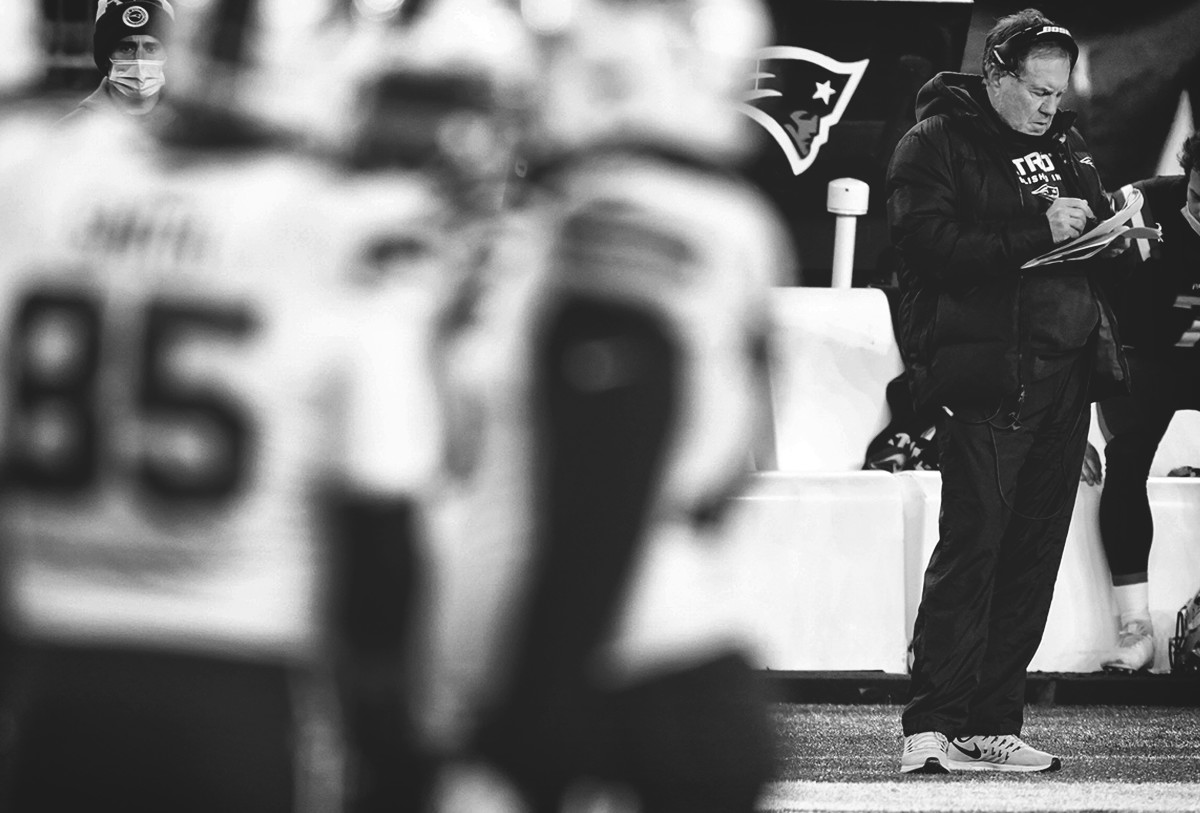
[1100,619,1154,673]
[946,735,1062,772]
[899,731,950,774]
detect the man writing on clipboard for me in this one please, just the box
[887,8,1131,774]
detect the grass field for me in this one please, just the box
[763,703,1200,811]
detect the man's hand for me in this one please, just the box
[1081,442,1103,486]
[1046,197,1095,243]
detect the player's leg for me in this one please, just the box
[1097,352,1176,671]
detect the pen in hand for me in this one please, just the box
[1046,196,1095,243]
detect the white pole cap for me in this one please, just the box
[827,177,870,216]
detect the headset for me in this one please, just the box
[991,22,1078,73]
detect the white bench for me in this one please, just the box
[767,286,903,472]
[733,286,1200,673]
[727,471,910,673]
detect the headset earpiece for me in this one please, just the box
[992,46,1009,72]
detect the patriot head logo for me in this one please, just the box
[739,47,868,176]
[1030,183,1060,202]
[123,6,150,28]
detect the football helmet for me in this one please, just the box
[1169,587,1200,673]
[338,0,534,204]
[520,0,773,162]
[166,0,530,200]
[163,0,359,144]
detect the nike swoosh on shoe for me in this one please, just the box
[952,742,982,759]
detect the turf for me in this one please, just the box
[763,703,1200,811]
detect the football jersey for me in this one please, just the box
[0,113,460,663]
[445,151,793,697]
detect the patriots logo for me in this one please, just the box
[1031,183,1060,202]
[739,47,868,176]
[123,6,150,28]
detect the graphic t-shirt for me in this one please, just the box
[982,100,1101,380]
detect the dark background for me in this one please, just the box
[36,1,1200,287]
[750,0,1200,286]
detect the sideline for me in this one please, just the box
[759,780,1200,812]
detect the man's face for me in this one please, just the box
[111,34,164,63]
[1188,169,1200,223]
[986,48,1071,136]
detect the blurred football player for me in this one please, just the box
[59,0,175,125]
[0,0,490,811]
[455,1,796,811]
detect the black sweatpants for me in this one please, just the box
[1096,348,1200,583]
[903,352,1091,737]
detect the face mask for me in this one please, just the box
[108,59,166,100]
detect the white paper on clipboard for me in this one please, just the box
[1021,187,1162,269]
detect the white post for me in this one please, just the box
[827,178,870,289]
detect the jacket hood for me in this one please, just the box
[914,71,1075,137]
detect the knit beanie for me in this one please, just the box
[93,0,175,74]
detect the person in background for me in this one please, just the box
[887,7,1128,774]
[59,0,173,125]
[1086,131,1200,673]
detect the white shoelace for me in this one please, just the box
[905,731,948,753]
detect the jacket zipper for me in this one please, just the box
[974,130,1030,419]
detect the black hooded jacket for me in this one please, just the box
[887,72,1128,412]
